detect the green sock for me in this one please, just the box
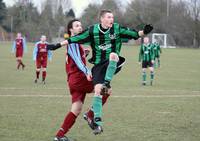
[92,95,102,126]
[150,71,154,81]
[105,60,117,82]
[142,71,146,82]
[158,59,160,67]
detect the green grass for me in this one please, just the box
[0,42,200,141]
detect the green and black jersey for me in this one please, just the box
[68,23,140,65]
[152,43,161,58]
[139,43,154,62]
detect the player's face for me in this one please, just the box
[144,37,149,44]
[71,21,82,36]
[17,33,21,38]
[101,12,114,28]
[40,36,46,42]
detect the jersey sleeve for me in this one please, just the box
[23,38,27,53]
[68,29,91,45]
[68,44,91,76]
[33,42,38,61]
[138,45,143,62]
[11,41,16,53]
[120,26,140,40]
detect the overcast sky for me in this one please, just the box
[4,0,132,17]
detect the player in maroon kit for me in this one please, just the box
[47,19,110,141]
[12,33,27,70]
[33,35,52,84]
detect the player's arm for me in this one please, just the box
[11,41,16,53]
[47,42,66,51]
[33,43,38,61]
[138,45,143,62]
[120,24,153,40]
[23,38,27,53]
[68,44,92,77]
[68,29,91,45]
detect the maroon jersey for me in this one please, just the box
[15,38,24,57]
[65,44,86,78]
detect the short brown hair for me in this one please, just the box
[99,9,112,18]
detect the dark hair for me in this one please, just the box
[99,9,112,19]
[67,19,80,37]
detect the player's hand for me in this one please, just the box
[151,60,154,64]
[143,24,153,34]
[86,74,92,81]
[60,40,68,46]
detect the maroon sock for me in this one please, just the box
[42,71,46,81]
[17,60,21,69]
[87,94,110,120]
[36,71,40,79]
[56,112,77,137]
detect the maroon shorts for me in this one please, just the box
[16,49,23,58]
[68,73,94,103]
[36,56,47,68]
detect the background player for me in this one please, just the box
[33,35,52,84]
[11,32,27,70]
[139,37,155,85]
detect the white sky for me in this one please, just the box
[3,0,132,17]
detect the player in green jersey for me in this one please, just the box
[152,41,162,68]
[58,9,153,134]
[139,37,155,86]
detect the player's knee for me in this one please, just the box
[94,84,102,95]
[42,68,46,71]
[109,53,119,62]
[71,102,83,116]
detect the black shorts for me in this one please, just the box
[92,56,125,85]
[142,61,153,68]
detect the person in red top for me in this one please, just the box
[12,33,27,70]
[33,35,52,84]
[47,19,110,141]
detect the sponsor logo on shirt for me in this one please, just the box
[98,43,112,50]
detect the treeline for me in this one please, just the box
[0,0,199,47]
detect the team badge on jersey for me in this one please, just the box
[109,33,116,40]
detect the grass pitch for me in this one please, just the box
[0,42,200,141]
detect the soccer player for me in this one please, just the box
[11,32,27,70]
[55,9,153,134]
[33,35,52,84]
[47,19,111,141]
[152,41,162,68]
[138,37,155,86]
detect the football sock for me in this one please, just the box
[42,71,46,81]
[56,112,77,137]
[104,60,117,82]
[17,60,21,69]
[92,95,102,126]
[87,94,110,120]
[150,71,154,81]
[142,71,146,82]
[36,71,40,79]
[158,59,160,67]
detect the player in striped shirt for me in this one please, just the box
[139,37,155,85]
[152,41,162,68]
[55,9,153,134]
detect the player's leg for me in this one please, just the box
[54,91,86,141]
[102,52,119,94]
[16,57,21,69]
[149,66,154,86]
[84,89,111,129]
[41,67,46,84]
[142,61,147,85]
[35,60,41,83]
